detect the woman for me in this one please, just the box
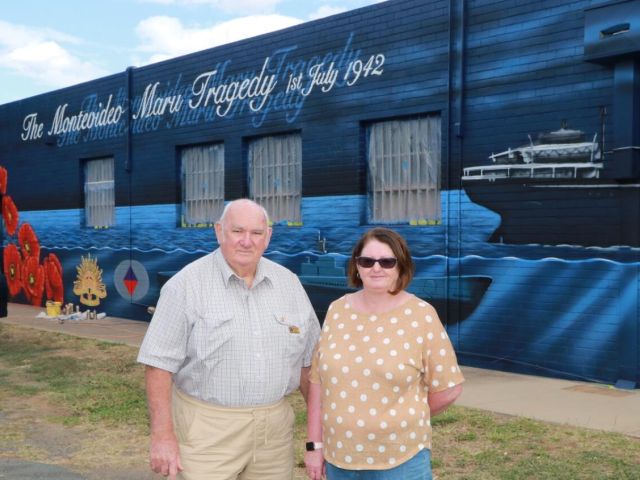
[305,227,464,480]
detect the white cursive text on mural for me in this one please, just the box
[19,34,385,145]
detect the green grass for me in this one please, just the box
[429,405,640,479]
[0,324,148,429]
[1,322,639,479]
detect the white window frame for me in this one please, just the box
[181,142,225,227]
[248,133,302,224]
[84,157,115,228]
[367,115,441,223]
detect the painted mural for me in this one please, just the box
[73,254,108,307]
[461,124,639,247]
[0,0,638,389]
[18,33,377,147]
[0,167,65,307]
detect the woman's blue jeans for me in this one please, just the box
[325,449,432,480]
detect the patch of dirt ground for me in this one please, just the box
[0,325,309,479]
[0,383,308,479]
[0,392,157,480]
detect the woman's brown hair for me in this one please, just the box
[347,227,414,294]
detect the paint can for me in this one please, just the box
[46,301,62,317]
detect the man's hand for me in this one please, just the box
[145,366,183,478]
[149,431,183,479]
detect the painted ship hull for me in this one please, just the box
[462,180,640,247]
[462,127,640,248]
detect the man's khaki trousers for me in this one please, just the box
[173,388,294,480]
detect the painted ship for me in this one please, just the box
[461,127,640,247]
[299,255,492,324]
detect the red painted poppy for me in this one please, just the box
[3,243,22,297]
[18,223,40,260]
[2,195,19,236]
[44,253,64,303]
[22,256,45,306]
[0,166,7,195]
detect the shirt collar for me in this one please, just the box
[214,248,272,288]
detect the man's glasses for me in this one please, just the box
[355,256,398,269]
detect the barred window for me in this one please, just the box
[368,116,441,223]
[248,133,301,224]
[181,143,225,226]
[84,157,115,228]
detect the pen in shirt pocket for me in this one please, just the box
[275,314,301,334]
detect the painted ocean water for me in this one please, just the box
[10,190,639,385]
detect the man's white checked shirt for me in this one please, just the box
[138,249,320,407]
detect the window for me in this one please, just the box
[248,133,302,224]
[367,115,441,223]
[181,143,224,226]
[84,157,114,227]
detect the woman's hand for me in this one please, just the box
[429,383,463,417]
[305,450,325,480]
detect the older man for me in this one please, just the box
[138,199,320,480]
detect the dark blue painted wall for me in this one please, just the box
[1,0,638,388]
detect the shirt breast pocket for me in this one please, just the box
[193,315,234,363]
[274,312,306,359]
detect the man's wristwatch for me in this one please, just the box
[305,441,323,451]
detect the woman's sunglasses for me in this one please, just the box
[355,256,398,269]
